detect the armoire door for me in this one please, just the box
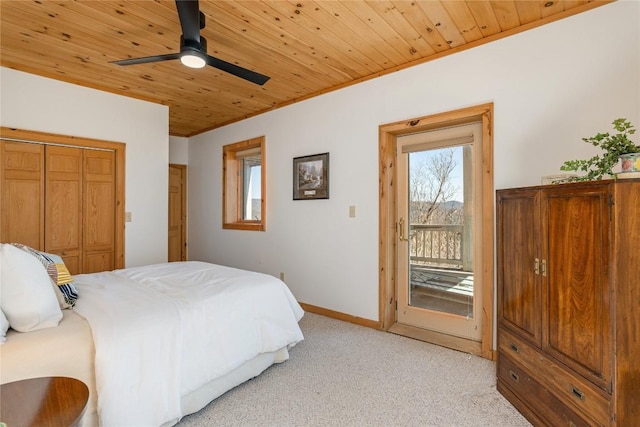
[541,185,611,390]
[496,188,542,346]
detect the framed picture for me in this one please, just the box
[293,152,329,200]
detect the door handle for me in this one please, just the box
[398,217,409,241]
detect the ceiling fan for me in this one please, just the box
[111,0,270,85]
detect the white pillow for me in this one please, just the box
[0,309,8,343]
[0,244,63,332]
[0,243,5,343]
[0,244,5,342]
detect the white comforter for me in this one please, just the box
[73,261,304,426]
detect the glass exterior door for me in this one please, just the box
[397,123,482,341]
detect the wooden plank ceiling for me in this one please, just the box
[0,0,608,137]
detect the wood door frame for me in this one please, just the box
[1,126,126,269]
[169,163,187,261]
[378,103,494,360]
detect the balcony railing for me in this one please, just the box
[409,224,463,269]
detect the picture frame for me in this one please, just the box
[293,152,329,200]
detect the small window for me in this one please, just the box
[223,136,265,231]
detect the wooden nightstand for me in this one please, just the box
[0,377,89,427]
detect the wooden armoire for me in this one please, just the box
[1,128,125,274]
[496,179,639,426]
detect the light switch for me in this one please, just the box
[349,205,356,218]
[125,212,132,222]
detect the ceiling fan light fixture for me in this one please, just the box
[180,51,206,68]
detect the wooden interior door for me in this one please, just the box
[0,141,44,248]
[542,185,611,389]
[496,188,542,345]
[45,145,83,273]
[168,164,186,262]
[83,149,116,273]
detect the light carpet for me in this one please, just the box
[176,312,531,427]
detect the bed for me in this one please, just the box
[0,243,304,426]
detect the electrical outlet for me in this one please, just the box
[349,205,356,218]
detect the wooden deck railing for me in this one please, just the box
[409,224,463,268]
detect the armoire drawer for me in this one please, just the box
[498,355,591,427]
[498,328,610,426]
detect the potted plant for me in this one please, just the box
[560,118,639,181]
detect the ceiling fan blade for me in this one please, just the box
[175,0,201,42]
[111,53,182,66]
[206,55,270,86]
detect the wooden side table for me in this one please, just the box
[0,377,89,427]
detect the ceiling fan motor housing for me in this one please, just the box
[180,35,207,55]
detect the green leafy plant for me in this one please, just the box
[560,118,639,181]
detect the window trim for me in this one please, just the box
[222,136,266,231]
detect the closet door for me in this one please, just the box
[0,141,44,248]
[45,145,83,273]
[2,126,124,272]
[83,149,115,273]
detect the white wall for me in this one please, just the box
[187,1,639,322]
[169,136,188,165]
[0,68,170,267]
